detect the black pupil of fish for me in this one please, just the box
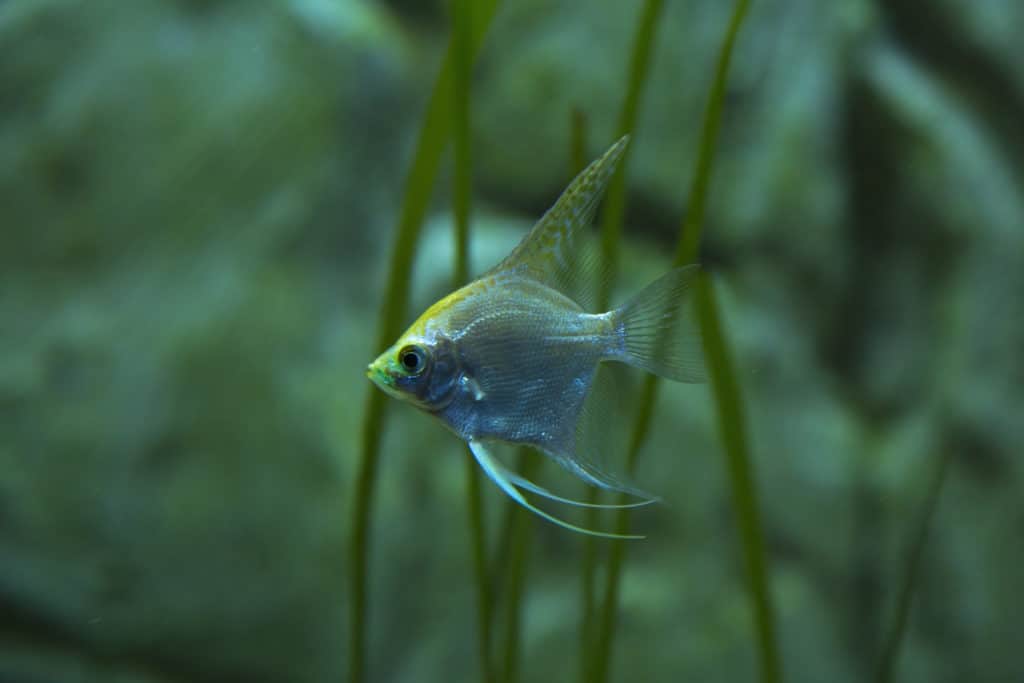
[402,350,421,371]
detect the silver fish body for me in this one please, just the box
[368,136,704,537]
[425,276,609,447]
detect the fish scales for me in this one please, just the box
[367,136,704,538]
[437,276,611,450]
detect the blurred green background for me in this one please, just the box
[2,0,1022,681]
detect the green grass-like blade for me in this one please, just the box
[451,1,495,682]
[499,452,540,683]
[578,4,666,681]
[348,3,500,682]
[598,0,666,309]
[681,3,784,680]
[570,107,605,683]
[452,0,471,288]
[874,448,951,683]
[589,373,659,683]
[487,448,532,610]
[466,456,493,681]
[570,108,588,177]
[675,0,750,266]
[695,273,781,683]
[590,2,777,683]
[498,113,590,683]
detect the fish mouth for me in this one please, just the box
[366,364,391,388]
[366,360,404,399]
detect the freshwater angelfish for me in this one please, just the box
[367,136,704,538]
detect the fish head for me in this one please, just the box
[367,328,460,411]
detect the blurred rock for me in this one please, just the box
[0,0,415,680]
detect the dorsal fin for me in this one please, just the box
[485,136,629,310]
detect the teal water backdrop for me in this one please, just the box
[2,1,1023,682]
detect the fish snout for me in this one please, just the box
[366,353,396,391]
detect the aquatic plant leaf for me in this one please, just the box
[875,448,951,683]
[450,2,493,682]
[349,1,501,681]
[589,3,775,683]
[498,447,539,683]
[696,274,780,682]
[578,3,667,676]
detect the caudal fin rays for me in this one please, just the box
[612,264,706,383]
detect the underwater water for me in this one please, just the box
[2,0,1023,682]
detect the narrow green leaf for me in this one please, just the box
[681,4,784,680]
[695,273,781,683]
[580,5,666,682]
[501,112,589,683]
[676,0,751,265]
[591,2,779,683]
[451,1,495,682]
[570,107,588,178]
[452,0,472,289]
[466,455,494,682]
[598,0,666,309]
[567,107,607,683]
[499,451,540,683]
[875,448,951,683]
[348,3,500,682]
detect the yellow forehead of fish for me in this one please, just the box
[402,277,494,338]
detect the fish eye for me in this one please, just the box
[398,345,428,375]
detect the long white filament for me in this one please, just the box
[468,440,645,540]
[503,469,656,510]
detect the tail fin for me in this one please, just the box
[611,264,705,383]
